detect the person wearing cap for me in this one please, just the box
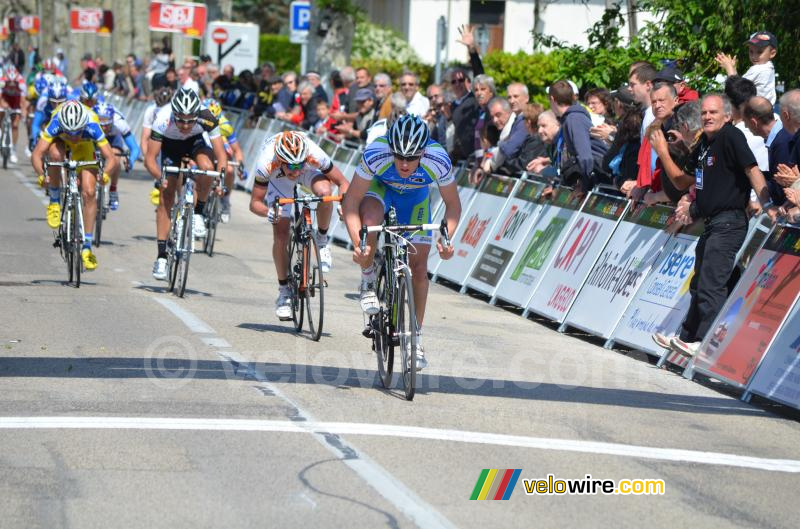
[601,86,642,190]
[337,88,377,142]
[715,31,777,104]
[654,66,698,104]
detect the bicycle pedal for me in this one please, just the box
[362,326,374,339]
[52,239,60,248]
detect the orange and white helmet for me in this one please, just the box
[274,131,309,165]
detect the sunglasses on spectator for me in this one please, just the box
[394,154,422,162]
[285,162,305,171]
[400,82,416,87]
[451,78,466,84]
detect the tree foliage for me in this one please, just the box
[232,0,291,34]
[352,18,421,64]
[259,34,301,73]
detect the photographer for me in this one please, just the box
[425,83,449,146]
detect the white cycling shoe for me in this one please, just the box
[319,245,332,273]
[152,258,168,281]
[192,214,207,238]
[275,287,293,321]
[360,277,379,315]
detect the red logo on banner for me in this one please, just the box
[149,1,207,38]
[70,8,103,33]
[211,27,228,44]
[19,15,40,35]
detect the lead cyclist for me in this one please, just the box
[342,114,461,370]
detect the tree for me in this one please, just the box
[305,0,357,74]
[232,0,291,34]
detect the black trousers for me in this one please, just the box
[680,209,748,343]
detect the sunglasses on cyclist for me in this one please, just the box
[175,116,197,125]
[394,154,422,162]
[285,161,305,171]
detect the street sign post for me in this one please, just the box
[203,21,259,74]
[290,0,310,73]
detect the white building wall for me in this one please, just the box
[405,0,471,65]
[503,0,535,53]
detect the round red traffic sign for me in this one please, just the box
[211,28,228,45]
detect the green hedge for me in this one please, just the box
[481,51,558,104]
[259,34,302,73]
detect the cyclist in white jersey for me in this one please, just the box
[249,131,350,320]
[141,86,174,206]
[343,114,461,369]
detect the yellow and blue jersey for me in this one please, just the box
[41,104,108,161]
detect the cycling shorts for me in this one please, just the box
[366,179,431,245]
[266,171,327,223]
[161,134,212,166]
[0,93,21,110]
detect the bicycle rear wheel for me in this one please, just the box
[304,235,324,341]
[288,233,304,331]
[373,256,394,388]
[203,194,219,257]
[72,201,82,288]
[63,204,74,284]
[94,183,104,247]
[396,269,418,401]
[167,208,180,293]
[175,204,192,297]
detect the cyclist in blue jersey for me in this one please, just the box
[30,80,67,154]
[343,114,461,369]
[94,102,141,210]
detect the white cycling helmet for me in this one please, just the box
[387,114,429,157]
[58,100,90,133]
[274,131,309,165]
[171,87,201,117]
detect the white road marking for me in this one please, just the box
[201,336,231,348]
[149,295,458,529]
[2,416,799,474]
[14,170,48,206]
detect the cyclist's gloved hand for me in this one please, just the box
[437,239,455,260]
[236,162,244,180]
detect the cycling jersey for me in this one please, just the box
[40,104,108,162]
[356,136,454,244]
[142,102,164,130]
[254,133,336,221]
[150,105,220,142]
[0,71,25,109]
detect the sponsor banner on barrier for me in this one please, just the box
[692,225,800,388]
[612,221,704,356]
[466,179,546,295]
[429,164,470,272]
[563,203,673,338]
[747,300,800,409]
[435,175,517,285]
[493,187,583,307]
[526,193,628,322]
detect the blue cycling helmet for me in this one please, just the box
[48,81,68,104]
[34,76,49,97]
[80,82,99,103]
[93,102,115,125]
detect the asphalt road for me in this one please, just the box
[1,149,799,529]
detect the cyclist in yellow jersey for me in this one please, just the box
[203,98,244,222]
[31,100,119,270]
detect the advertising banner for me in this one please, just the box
[434,175,518,285]
[612,221,704,356]
[563,204,673,338]
[747,300,800,409]
[526,193,629,323]
[70,7,103,33]
[692,225,800,388]
[149,1,208,38]
[493,187,583,307]
[429,164,470,273]
[466,179,546,295]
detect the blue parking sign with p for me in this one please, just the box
[292,2,311,31]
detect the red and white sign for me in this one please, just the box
[211,27,228,44]
[149,1,208,38]
[19,15,40,35]
[70,7,103,33]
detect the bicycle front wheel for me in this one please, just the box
[72,200,82,288]
[287,233,304,331]
[203,194,219,257]
[167,207,180,293]
[396,268,418,401]
[63,204,74,284]
[304,235,324,341]
[374,256,394,388]
[174,204,192,297]
[94,183,104,247]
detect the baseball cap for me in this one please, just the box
[268,75,283,85]
[745,31,777,49]
[654,66,685,83]
[610,84,635,105]
[355,87,374,102]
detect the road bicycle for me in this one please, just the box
[273,186,342,341]
[45,159,99,287]
[161,163,224,298]
[1,108,21,169]
[359,208,450,400]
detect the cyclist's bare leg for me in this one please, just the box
[408,243,431,327]
[109,147,123,188]
[272,217,291,281]
[47,141,66,188]
[156,176,178,240]
[224,162,235,195]
[358,196,384,269]
[11,111,21,146]
[80,168,99,235]
[193,151,214,203]
[310,176,334,231]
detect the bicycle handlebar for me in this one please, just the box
[162,166,225,179]
[277,195,343,206]
[359,220,450,253]
[44,160,99,170]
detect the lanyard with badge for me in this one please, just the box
[695,141,710,190]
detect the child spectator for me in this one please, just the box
[715,31,777,104]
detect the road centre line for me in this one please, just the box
[2,416,799,474]
[149,295,459,529]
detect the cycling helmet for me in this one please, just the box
[171,87,201,117]
[387,114,429,157]
[48,81,68,104]
[79,82,99,103]
[93,102,115,126]
[58,100,90,133]
[153,86,173,107]
[42,59,53,71]
[34,76,49,97]
[202,98,222,118]
[274,131,309,165]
